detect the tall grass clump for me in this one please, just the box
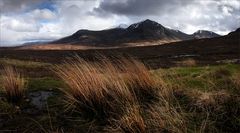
[0,66,26,103]
[209,67,231,79]
[53,57,136,123]
[105,105,146,133]
[179,58,196,67]
[53,56,185,132]
[146,103,186,133]
[232,72,240,91]
[118,58,161,105]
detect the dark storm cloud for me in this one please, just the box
[93,0,191,16]
[0,0,47,13]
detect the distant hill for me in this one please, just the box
[228,28,240,36]
[193,30,220,39]
[22,41,50,46]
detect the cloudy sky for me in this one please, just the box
[0,0,239,46]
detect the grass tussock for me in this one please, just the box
[0,66,26,103]
[232,72,240,90]
[53,57,136,123]
[179,58,196,67]
[189,90,231,111]
[105,106,146,133]
[210,67,231,79]
[146,104,186,133]
[118,58,161,105]
[53,56,184,132]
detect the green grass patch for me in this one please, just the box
[27,77,64,91]
[161,64,240,77]
[0,58,51,68]
[153,64,240,91]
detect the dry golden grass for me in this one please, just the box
[179,58,196,67]
[119,107,146,133]
[211,67,231,79]
[0,66,26,103]
[53,56,136,122]
[232,72,240,90]
[146,103,186,133]
[120,58,160,105]
[144,76,186,133]
[53,56,185,132]
[105,106,146,133]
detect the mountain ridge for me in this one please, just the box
[50,19,221,47]
[18,19,229,50]
[17,26,239,50]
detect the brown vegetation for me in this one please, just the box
[53,56,184,132]
[53,57,136,123]
[0,66,26,103]
[179,58,197,67]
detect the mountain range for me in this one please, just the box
[20,19,226,50]
[50,19,220,46]
[10,26,239,65]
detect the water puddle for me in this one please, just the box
[0,118,3,128]
[29,91,53,109]
[216,59,240,64]
[170,54,200,58]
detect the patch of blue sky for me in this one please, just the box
[37,0,57,12]
[23,0,57,13]
[39,19,59,24]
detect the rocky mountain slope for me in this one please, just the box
[193,30,220,39]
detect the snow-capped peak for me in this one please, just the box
[193,30,220,39]
[116,24,128,29]
[128,19,163,30]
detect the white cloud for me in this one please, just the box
[219,0,240,10]
[30,9,57,20]
[0,7,61,45]
[0,21,63,46]
[1,16,40,32]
